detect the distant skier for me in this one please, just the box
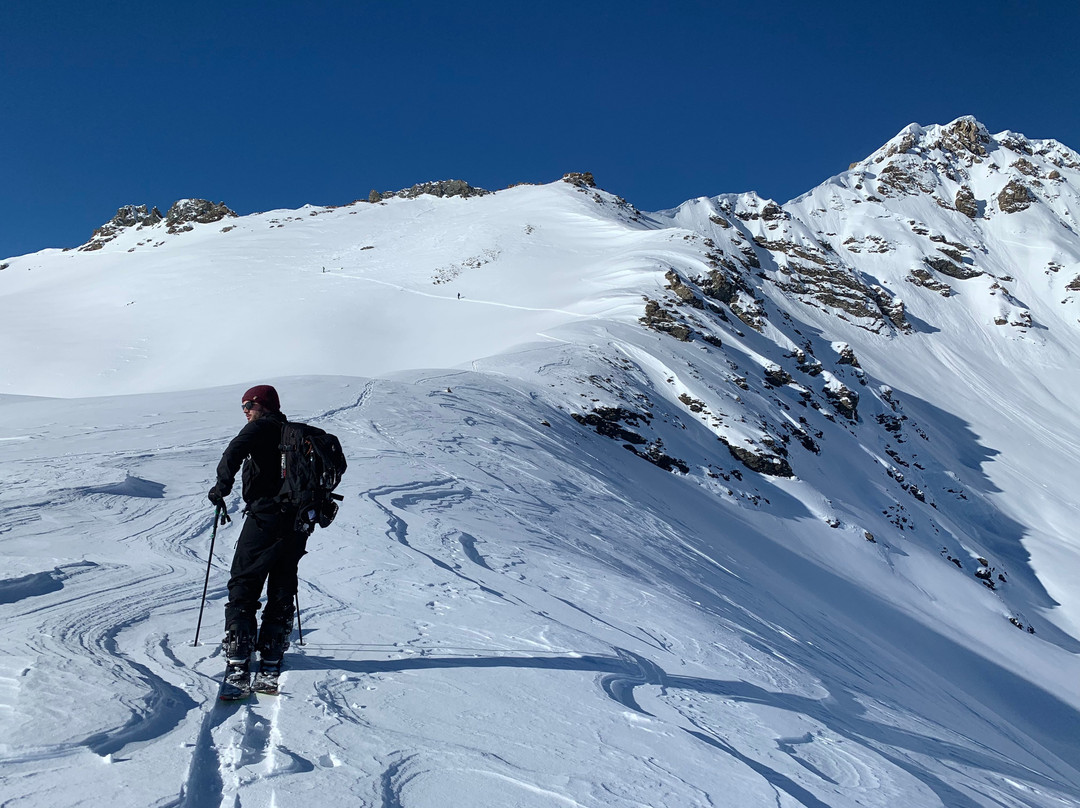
[208,384,306,691]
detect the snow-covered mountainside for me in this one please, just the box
[2,119,1080,807]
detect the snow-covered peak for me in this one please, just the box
[864,115,994,165]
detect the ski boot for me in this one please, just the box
[253,626,290,695]
[219,630,254,701]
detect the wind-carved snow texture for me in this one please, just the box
[3,374,1079,806]
[3,118,1080,806]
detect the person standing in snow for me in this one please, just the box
[208,384,306,673]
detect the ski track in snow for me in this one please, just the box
[337,272,598,318]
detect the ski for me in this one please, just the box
[252,660,282,696]
[218,662,253,701]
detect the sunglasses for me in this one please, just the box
[242,401,257,412]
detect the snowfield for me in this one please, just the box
[3,120,1080,807]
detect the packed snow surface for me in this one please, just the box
[3,121,1080,806]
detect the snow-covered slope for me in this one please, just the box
[2,126,1080,807]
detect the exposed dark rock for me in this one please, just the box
[775,261,887,326]
[871,285,910,330]
[877,164,934,196]
[884,132,918,157]
[836,345,861,367]
[376,180,490,201]
[79,204,165,251]
[1066,276,1080,292]
[1011,158,1040,177]
[572,408,688,474]
[936,245,966,263]
[763,365,793,387]
[685,264,765,332]
[789,426,820,453]
[562,172,596,188]
[997,179,1035,213]
[875,413,904,434]
[924,255,982,280]
[1001,135,1033,155]
[627,440,690,474]
[955,186,978,218]
[571,407,649,445]
[699,269,739,305]
[641,298,693,341]
[760,202,788,221]
[907,268,952,296]
[678,393,708,413]
[758,237,906,332]
[1009,616,1035,633]
[993,307,1033,328]
[942,547,964,568]
[165,199,237,234]
[824,382,859,421]
[728,298,766,331]
[937,117,991,158]
[720,438,794,478]
[843,235,893,253]
[665,270,704,308]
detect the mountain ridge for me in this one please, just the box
[3,116,1080,806]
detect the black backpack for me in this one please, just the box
[277,422,348,534]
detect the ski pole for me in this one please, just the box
[193,505,226,646]
[295,592,304,646]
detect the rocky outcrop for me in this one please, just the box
[835,344,861,367]
[720,438,794,478]
[562,172,596,188]
[824,380,860,421]
[843,235,893,253]
[165,199,237,234]
[935,117,991,159]
[641,298,693,341]
[369,180,490,202]
[1011,158,1040,177]
[924,255,982,280]
[571,407,649,445]
[871,286,910,330]
[79,204,164,251]
[997,179,1035,213]
[955,186,978,218]
[876,164,935,196]
[665,270,705,309]
[571,408,689,474]
[907,267,953,296]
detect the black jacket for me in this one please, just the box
[215,411,288,508]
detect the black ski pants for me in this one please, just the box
[224,504,307,645]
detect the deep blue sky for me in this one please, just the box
[3,1,1078,258]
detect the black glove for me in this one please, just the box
[208,486,227,509]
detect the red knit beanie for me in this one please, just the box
[242,384,280,411]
